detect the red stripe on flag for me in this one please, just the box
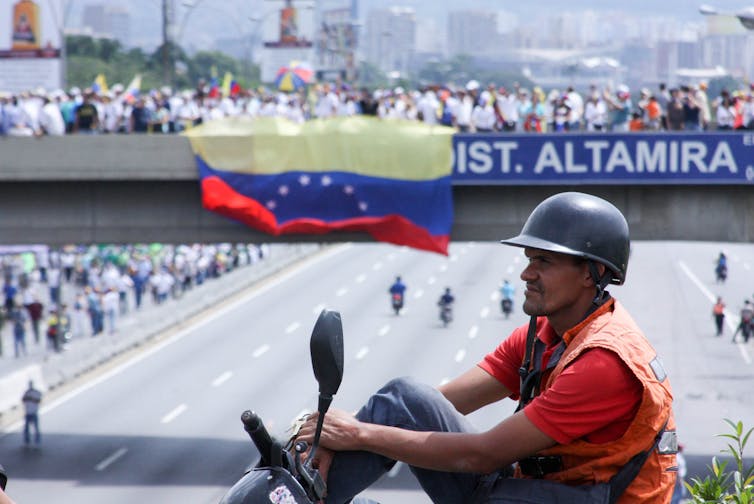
[201,176,449,254]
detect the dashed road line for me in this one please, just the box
[312,303,326,314]
[161,404,187,424]
[414,289,424,299]
[286,322,301,334]
[468,326,479,340]
[355,347,369,360]
[355,274,366,283]
[480,307,490,319]
[336,287,348,297]
[95,447,128,471]
[211,371,233,387]
[454,349,466,363]
[253,344,270,358]
[378,325,390,336]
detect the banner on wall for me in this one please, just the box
[0,0,63,93]
[452,133,754,185]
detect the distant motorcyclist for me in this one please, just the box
[715,252,727,283]
[438,287,454,326]
[500,279,514,318]
[438,287,454,307]
[389,276,407,315]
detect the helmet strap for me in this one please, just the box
[588,260,611,306]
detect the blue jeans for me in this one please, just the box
[24,414,40,444]
[325,377,483,504]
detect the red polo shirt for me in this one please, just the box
[479,318,642,444]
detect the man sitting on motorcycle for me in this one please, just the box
[389,276,406,298]
[298,192,677,504]
[438,287,454,308]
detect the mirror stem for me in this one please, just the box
[307,393,333,466]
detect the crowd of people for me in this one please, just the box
[0,243,270,358]
[2,77,754,137]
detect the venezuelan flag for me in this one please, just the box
[185,116,454,254]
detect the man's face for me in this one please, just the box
[520,248,590,318]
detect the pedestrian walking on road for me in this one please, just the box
[10,303,27,358]
[732,300,753,343]
[25,296,43,344]
[713,296,725,337]
[22,380,42,446]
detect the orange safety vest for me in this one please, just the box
[713,303,725,316]
[533,300,677,503]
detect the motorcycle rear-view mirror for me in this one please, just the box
[310,309,344,404]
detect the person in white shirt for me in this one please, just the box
[471,91,496,132]
[584,92,608,131]
[37,95,65,136]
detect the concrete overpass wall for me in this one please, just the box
[0,135,752,245]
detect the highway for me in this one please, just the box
[1,241,752,503]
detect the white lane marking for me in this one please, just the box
[454,349,466,363]
[427,276,436,285]
[439,377,450,386]
[336,287,348,297]
[468,326,479,340]
[678,260,750,364]
[212,371,233,387]
[95,447,128,471]
[378,325,391,336]
[506,265,515,275]
[312,303,326,314]
[388,461,404,478]
[4,244,354,434]
[414,289,424,299]
[439,264,448,272]
[480,307,490,319]
[253,344,270,358]
[161,404,187,424]
[490,291,499,301]
[450,255,459,262]
[355,347,369,360]
[355,274,366,283]
[286,322,301,334]
[372,262,383,271]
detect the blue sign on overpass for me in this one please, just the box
[452,132,754,185]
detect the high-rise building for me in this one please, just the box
[81,3,131,45]
[365,7,416,77]
[446,10,499,57]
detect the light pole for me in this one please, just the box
[699,4,754,30]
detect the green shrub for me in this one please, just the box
[686,419,754,503]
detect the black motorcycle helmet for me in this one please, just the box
[500,192,630,286]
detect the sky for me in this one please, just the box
[65,0,754,49]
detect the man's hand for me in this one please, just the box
[296,408,362,452]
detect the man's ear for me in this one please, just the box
[582,261,605,287]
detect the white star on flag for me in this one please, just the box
[321,175,332,186]
[344,185,355,195]
[359,201,368,212]
[266,200,277,210]
[299,175,311,186]
[278,185,289,196]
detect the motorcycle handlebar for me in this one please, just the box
[241,410,275,467]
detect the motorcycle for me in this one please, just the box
[439,303,453,327]
[219,310,344,504]
[501,298,513,319]
[391,292,404,315]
